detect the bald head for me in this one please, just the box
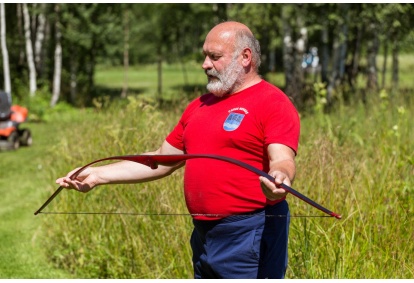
[206,21,261,72]
[207,21,253,38]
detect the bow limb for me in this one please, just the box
[34,154,342,219]
[34,157,114,215]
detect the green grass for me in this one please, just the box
[95,61,207,101]
[39,86,413,278]
[377,53,414,88]
[0,122,74,278]
[39,102,195,278]
[0,56,413,278]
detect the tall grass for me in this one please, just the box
[40,64,413,278]
[42,98,194,278]
[288,89,413,278]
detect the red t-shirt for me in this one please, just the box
[166,80,300,220]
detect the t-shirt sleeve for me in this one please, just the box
[262,98,300,154]
[166,119,185,151]
[165,97,201,152]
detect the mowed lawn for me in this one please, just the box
[0,122,73,278]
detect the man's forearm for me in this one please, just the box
[93,159,183,186]
[268,158,296,183]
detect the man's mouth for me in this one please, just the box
[207,74,219,81]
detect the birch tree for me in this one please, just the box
[22,3,37,96]
[0,3,11,94]
[50,4,62,107]
[281,4,307,108]
[34,3,47,75]
[366,21,379,93]
[382,4,413,95]
[16,4,25,67]
[347,4,363,93]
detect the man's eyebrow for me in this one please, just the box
[203,50,222,57]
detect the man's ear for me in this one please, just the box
[241,47,252,67]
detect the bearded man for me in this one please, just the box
[57,21,300,279]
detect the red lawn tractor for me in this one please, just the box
[0,91,32,151]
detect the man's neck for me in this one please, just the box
[230,74,262,95]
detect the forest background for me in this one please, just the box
[0,3,413,279]
[2,3,413,110]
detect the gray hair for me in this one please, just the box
[234,29,262,72]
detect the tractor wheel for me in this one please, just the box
[19,129,32,146]
[7,131,20,150]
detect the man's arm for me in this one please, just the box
[56,140,184,193]
[259,143,296,201]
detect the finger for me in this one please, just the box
[259,176,288,198]
[259,176,279,191]
[56,178,70,188]
[269,172,286,185]
[259,176,273,189]
[57,177,81,190]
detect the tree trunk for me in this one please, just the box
[366,22,379,93]
[86,40,96,96]
[121,7,129,99]
[282,6,294,89]
[327,30,340,104]
[347,24,362,92]
[22,3,37,96]
[34,3,46,75]
[281,5,305,108]
[157,52,163,104]
[381,31,388,90]
[293,24,307,107]
[320,21,329,84]
[16,4,25,69]
[66,18,77,105]
[70,60,77,105]
[50,4,62,107]
[327,4,349,104]
[338,4,349,82]
[0,3,11,94]
[391,38,399,95]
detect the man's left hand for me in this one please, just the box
[259,171,290,201]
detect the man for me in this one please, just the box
[56,21,300,279]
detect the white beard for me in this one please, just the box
[206,57,245,97]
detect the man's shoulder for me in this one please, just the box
[255,80,292,102]
[259,80,284,93]
[180,93,215,116]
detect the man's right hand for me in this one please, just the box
[56,167,98,193]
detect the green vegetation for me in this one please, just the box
[0,61,413,278]
[0,122,74,278]
[3,4,413,108]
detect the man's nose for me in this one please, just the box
[202,56,213,70]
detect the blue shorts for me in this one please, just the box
[190,200,290,279]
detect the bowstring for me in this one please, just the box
[38,211,333,218]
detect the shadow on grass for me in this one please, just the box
[90,83,208,110]
[92,86,147,99]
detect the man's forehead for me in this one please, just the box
[206,28,234,42]
[203,30,234,52]
[203,39,229,54]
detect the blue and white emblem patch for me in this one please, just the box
[223,112,245,131]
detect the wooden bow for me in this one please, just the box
[34,154,342,219]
